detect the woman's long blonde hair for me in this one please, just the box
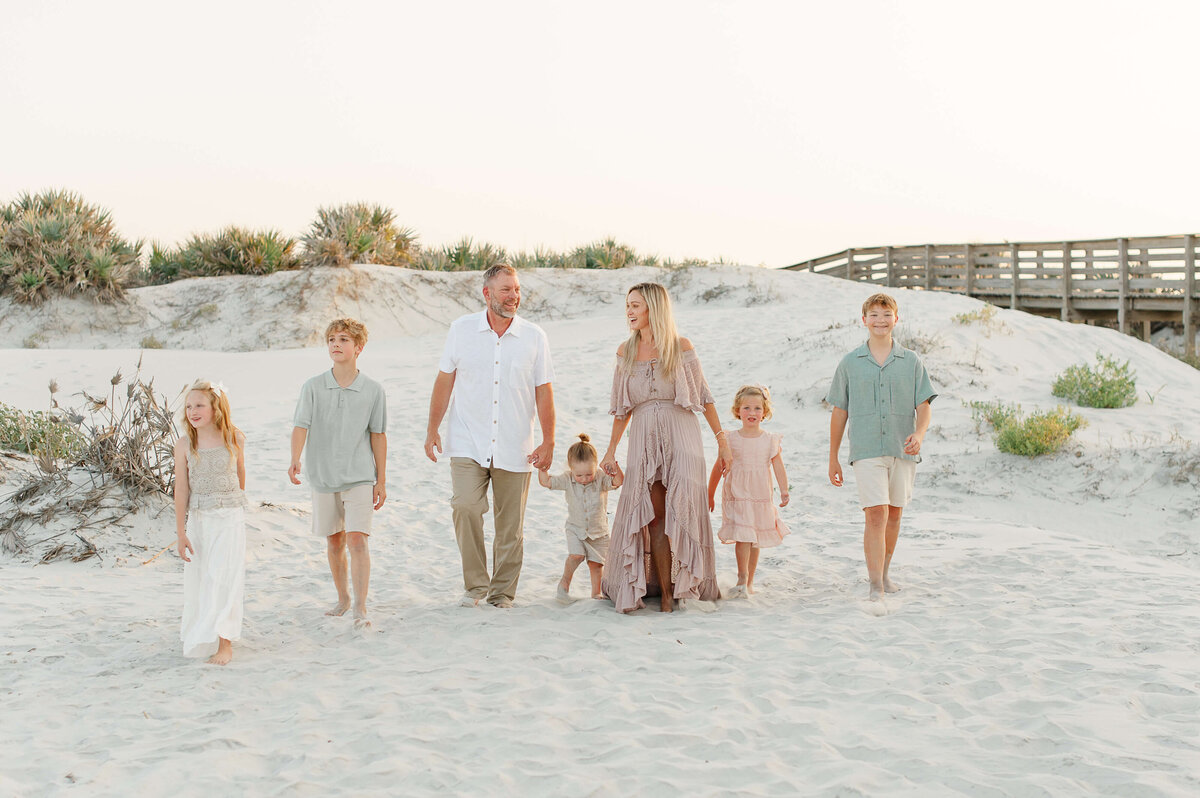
[182,379,241,461]
[620,282,682,378]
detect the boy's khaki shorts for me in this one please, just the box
[852,456,917,509]
[311,484,374,536]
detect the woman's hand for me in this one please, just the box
[177,533,194,562]
[717,440,733,474]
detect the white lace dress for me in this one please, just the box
[180,446,248,658]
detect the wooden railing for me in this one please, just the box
[786,234,1198,354]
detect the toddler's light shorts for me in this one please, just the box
[852,456,917,509]
[566,530,609,565]
[311,484,375,536]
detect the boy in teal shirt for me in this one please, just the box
[827,293,936,608]
[290,318,388,628]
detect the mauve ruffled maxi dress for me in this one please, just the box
[602,349,721,612]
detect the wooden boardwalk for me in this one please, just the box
[786,234,1198,354]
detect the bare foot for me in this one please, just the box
[353,608,371,629]
[746,583,756,594]
[884,577,900,593]
[868,584,885,602]
[325,600,351,617]
[206,639,233,666]
[591,592,604,600]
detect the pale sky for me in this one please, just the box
[3,0,1197,267]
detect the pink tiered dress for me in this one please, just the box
[602,349,721,612]
[718,431,790,548]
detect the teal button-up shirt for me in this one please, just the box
[826,341,937,465]
[293,370,388,493]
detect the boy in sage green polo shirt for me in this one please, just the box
[827,293,936,608]
[289,318,388,629]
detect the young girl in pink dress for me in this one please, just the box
[707,385,790,598]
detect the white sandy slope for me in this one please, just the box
[1,265,1198,797]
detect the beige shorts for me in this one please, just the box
[311,484,374,537]
[852,456,917,509]
[566,531,609,565]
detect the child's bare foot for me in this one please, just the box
[660,594,674,612]
[746,583,756,594]
[591,591,604,600]
[556,581,574,605]
[206,639,233,666]
[326,600,351,617]
[353,607,371,629]
[728,584,748,599]
[868,583,885,602]
[883,577,900,593]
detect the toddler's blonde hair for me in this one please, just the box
[567,433,598,466]
[731,384,773,421]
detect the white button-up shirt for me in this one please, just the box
[437,311,554,472]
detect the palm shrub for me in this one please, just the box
[415,237,509,271]
[1051,353,1137,408]
[0,189,141,303]
[143,227,300,284]
[301,203,417,268]
[569,237,655,269]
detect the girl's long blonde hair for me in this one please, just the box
[182,379,241,461]
[620,282,682,378]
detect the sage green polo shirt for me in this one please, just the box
[293,370,387,493]
[826,341,937,465]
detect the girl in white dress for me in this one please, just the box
[174,379,247,665]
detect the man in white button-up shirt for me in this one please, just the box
[424,264,555,608]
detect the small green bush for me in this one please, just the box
[994,407,1087,456]
[143,227,301,284]
[1051,353,1137,408]
[0,189,142,303]
[569,237,656,269]
[301,203,417,268]
[0,402,86,460]
[140,335,163,349]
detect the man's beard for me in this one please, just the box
[490,299,518,318]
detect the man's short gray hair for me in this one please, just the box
[483,262,517,287]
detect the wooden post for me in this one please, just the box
[1009,244,1020,310]
[964,244,974,296]
[924,244,934,290]
[846,248,855,281]
[885,246,894,287]
[1118,238,1129,334]
[1061,242,1072,322]
[1185,234,1196,356]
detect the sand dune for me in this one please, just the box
[2,265,1197,796]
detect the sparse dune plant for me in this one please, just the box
[1051,353,1137,408]
[143,227,300,284]
[301,203,417,268]
[0,189,142,303]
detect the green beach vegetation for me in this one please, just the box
[0,189,716,301]
[968,399,1088,457]
[1051,353,1138,409]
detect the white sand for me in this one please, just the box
[2,265,1198,796]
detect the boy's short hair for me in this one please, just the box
[325,318,368,348]
[862,293,899,317]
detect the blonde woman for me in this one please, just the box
[600,282,731,612]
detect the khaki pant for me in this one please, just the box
[450,458,531,604]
